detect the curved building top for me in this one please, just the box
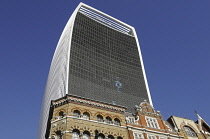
[38,3,152,139]
[79,4,134,36]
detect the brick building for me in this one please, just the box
[127,102,181,139]
[47,95,183,139]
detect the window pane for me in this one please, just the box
[184,126,196,137]
[72,132,80,139]
[146,117,159,129]
[82,134,90,139]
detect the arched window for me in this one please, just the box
[106,116,112,124]
[97,115,103,122]
[55,130,62,139]
[83,112,90,120]
[108,135,114,139]
[117,136,123,139]
[59,111,65,118]
[72,129,80,139]
[82,131,90,139]
[73,110,81,118]
[98,133,105,139]
[114,118,121,126]
[184,126,197,137]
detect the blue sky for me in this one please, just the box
[0,0,209,138]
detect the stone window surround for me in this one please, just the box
[145,116,159,129]
[52,109,123,127]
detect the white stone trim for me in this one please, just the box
[51,115,127,129]
[133,131,144,139]
[52,96,126,112]
[128,125,182,138]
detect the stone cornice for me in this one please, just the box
[52,95,126,113]
[51,116,127,129]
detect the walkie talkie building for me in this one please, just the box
[38,3,152,139]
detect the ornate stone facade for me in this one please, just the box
[167,115,210,139]
[47,96,186,139]
[126,102,182,139]
[48,95,129,139]
[196,113,210,139]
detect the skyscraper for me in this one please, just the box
[38,3,152,139]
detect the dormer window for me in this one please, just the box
[146,117,159,129]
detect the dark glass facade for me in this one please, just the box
[68,12,149,112]
[38,4,152,139]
